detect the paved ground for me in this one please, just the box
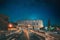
[0,29,60,40]
[0,30,45,40]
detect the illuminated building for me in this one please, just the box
[17,20,43,29]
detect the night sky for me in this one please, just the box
[0,0,60,26]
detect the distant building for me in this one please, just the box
[17,20,43,29]
[0,14,9,30]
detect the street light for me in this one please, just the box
[8,23,13,28]
[8,23,13,30]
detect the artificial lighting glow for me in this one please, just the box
[8,23,13,28]
[28,24,31,27]
[23,29,30,40]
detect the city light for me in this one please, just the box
[28,24,31,27]
[8,23,13,28]
[23,29,30,40]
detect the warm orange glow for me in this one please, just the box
[8,23,13,28]
[30,30,34,32]
[23,29,30,40]
[28,24,30,27]
[8,28,17,30]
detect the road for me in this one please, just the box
[29,30,60,40]
[1,29,60,40]
[30,33,45,40]
[0,29,45,40]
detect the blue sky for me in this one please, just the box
[0,0,60,26]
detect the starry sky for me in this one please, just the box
[0,0,60,26]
